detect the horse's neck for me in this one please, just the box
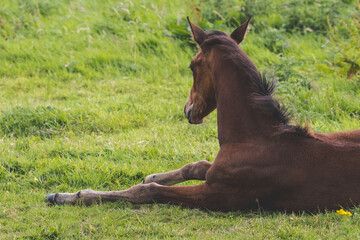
[214,64,276,146]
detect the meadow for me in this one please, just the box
[0,0,359,238]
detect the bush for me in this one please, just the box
[328,0,360,79]
[167,0,355,44]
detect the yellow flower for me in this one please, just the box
[336,209,352,216]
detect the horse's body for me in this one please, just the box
[46,18,360,212]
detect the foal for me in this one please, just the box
[46,18,360,212]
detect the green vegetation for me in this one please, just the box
[0,0,359,238]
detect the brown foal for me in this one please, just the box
[46,17,360,212]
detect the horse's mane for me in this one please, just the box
[252,74,310,136]
[201,31,310,136]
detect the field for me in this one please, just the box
[0,0,359,238]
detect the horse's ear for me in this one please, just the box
[230,16,252,44]
[187,16,206,45]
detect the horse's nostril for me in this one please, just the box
[186,108,192,122]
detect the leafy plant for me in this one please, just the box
[328,0,360,79]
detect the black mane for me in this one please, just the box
[251,74,289,125]
[252,74,310,135]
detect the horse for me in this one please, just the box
[46,17,360,212]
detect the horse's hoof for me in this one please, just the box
[46,193,57,204]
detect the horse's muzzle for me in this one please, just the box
[185,105,192,123]
[184,104,203,124]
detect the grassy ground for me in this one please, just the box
[0,0,359,238]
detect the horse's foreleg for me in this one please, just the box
[46,183,161,205]
[142,160,211,186]
[46,183,219,209]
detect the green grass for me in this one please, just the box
[0,0,359,238]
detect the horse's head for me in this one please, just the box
[184,17,251,124]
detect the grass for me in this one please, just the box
[0,0,359,238]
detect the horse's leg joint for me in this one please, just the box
[181,160,211,180]
[142,161,211,185]
[143,174,159,184]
